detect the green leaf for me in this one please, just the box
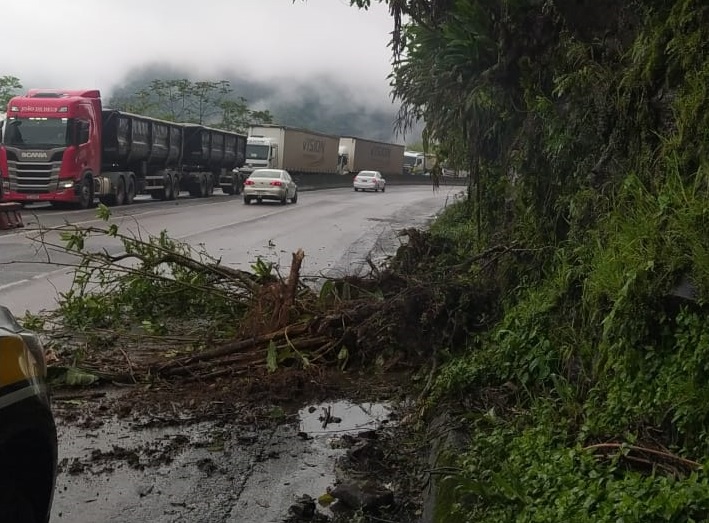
[65,367,99,387]
[266,340,278,373]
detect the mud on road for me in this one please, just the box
[50,369,426,523]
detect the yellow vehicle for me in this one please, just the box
[0,306,57,522]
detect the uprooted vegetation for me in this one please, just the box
[25,205,499,390]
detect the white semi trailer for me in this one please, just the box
[242,125,340,175]
[337,136,405,177]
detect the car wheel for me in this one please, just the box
[291,191,298,204]
[0,482,36,523]
[354,187,358,192]
[382,185,386,192]
[243,196,251,205]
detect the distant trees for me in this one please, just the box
[0,76,22,109]
[109,79,273,133]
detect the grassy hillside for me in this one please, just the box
[377,0,709,520]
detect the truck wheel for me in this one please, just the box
[124,176,136,204]
[199,175,208,198]
[163,176,175,201]
[78,176,94,209]
[206,176,214,197]
[171,176,180,200]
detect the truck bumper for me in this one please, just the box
[1,188,78,204]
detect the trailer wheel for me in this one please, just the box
[78,176,94,209]
[171,176,180,200]
[125,176,136,205]
[199,175,208,198]
[205,176,214,197]
[163,175,174,201]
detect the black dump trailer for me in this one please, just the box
[99,110,246,203]
[183,124,247,196]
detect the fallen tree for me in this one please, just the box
[23,208,503,387]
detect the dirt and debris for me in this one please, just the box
[37,225,503,521]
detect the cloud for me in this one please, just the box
[3,0,395,106]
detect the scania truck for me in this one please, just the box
[0,89,247,209]
[241,124,340,176]
[337,136,404,177]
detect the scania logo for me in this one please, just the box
[20,151,49,160]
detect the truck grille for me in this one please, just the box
[5,150,63,194]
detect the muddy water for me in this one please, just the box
[51,400,393,523]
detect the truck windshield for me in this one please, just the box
[3,117,70,148]
[403,155,418,167]
[246,144,270,160]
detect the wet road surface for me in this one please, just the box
[0,186,462,522]
[0,187,462,315]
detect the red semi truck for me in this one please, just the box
[0,89,246,208]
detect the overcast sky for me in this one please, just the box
[3,0,396,108]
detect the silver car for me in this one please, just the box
[243,169,298,205]
[353,170,386,192]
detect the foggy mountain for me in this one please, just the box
[108,64,417,144]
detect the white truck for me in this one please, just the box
[242,125,340,175]
[403,150,439,175]
[337,136,405,177]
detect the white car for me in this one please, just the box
[243,169,298,205]
[353,170,386,192]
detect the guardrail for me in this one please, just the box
[292,173,469,191]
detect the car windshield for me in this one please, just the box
[246,144,270,160]
[251,170,282,179]
[3,117,71,148]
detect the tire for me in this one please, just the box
[171,176,180,200]
[199,175,208,198]
[125,176,136,205]
[163,175,174,201]
[354,187,358,192]
[382,185,386,193]
[113,177,125,206]
[78,176,93,209]
[206,175,214,197]
[280,194,287,205]
[291,191,298,204]
[243,196,251,205]
[0,482,36,523]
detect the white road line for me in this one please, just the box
[0,266,72,292]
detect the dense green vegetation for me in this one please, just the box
[354,0,709,520]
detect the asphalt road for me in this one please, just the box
[0,186,463,316]
[0,185,463,523]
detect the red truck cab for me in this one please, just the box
[1,89,101,208]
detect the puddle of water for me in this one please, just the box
[228,400,394,523]
[298,401,392,435]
